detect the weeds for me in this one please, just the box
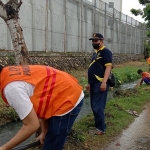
[8,56,15,65]
[0,61,150,150]
[67,86,150,149]
[0,99,19,126]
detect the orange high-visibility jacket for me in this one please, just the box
[147,57,150,65]
[142,72,150,80]
[0,65,83,119]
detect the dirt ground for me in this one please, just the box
[114,61,146,68]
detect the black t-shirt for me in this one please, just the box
[88,47,112,84]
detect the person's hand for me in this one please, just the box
[100,82,106,91]
[134,81,141,88]
[0,147,5,150]
[36,132,46,145]
[85,84,90,92]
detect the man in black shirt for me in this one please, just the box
[86,33,112,134]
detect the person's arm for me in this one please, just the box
[36,119,48,145]
[0,108,40,150]
[85,84,90,92]
[101,65,112,91]
[135,79,143,88]
[139,79,143,85]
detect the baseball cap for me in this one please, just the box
[89,33,104,40]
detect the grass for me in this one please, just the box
[0,61,150,149]
[112,65,148,86]
[68,61,148,88]
[64,86,150,150]
[0,99,19,127]
[64,61,150,149]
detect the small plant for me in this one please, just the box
[8,56,15,65]
[79,77,88,88]
[113,72,122,87]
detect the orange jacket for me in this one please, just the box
[147,57,150,65]
[142,72,150,80]
[0,65,83,119]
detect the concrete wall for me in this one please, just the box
[0,0,145,54]
[101,0,122,12]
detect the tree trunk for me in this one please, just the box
[0,0,30,65]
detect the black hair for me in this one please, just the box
[0,64,4,73]
[137,69,143,74]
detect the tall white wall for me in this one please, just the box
[0,0,144,54]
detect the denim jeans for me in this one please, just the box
[143,78,150,84]
[90,82,109,132]
[42,99,83,150]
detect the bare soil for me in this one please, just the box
[114,61,145,68]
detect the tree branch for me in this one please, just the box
[5,0,23,20]
[0,0,7,19]
[139,0,150,5]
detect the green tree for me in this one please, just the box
[130,0,150,36]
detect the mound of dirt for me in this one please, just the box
[113,88,138,97]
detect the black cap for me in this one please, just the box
[89,33,104,40]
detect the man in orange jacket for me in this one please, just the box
[0,65,84,150]
[145,55,150,65]
[137,69,150,85]
[144,55,150,72]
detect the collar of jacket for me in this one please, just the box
[95,46,105,53]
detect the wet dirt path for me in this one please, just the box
[103,103,150,150]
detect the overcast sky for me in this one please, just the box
[122,0,145,23]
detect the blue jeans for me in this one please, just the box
[90,82,109,132]
[143,78,150,84]
[42,99,83,150]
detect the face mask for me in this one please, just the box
[92,43,100,49]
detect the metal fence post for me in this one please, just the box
[134,21,137,54]
[130,18,133,54]
[64,0,67,53]
[93,0,96,32]
[104,2,107,46]
[125,15,127,54]
[118,12,121,54]
[31,0,36,51]
[45,0,48,53]
[111,7,114,52]
[49,0,53,52]
[80,0,83,53]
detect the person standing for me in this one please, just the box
[144,55,150,72]
[0,65,84,150]
[86,33,112,135]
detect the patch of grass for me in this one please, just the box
[65,86,150,149]
[113,65,147,86]
[68,63,148,88]
[1,61,150,150]
[8,56,15,65]
[0,99,19,126]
